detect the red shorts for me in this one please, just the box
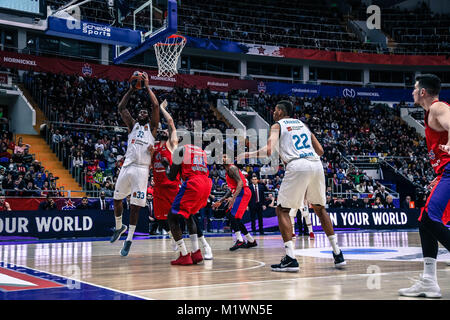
[171,175,212,219]
[228,187,251,220]
[153,184,179,220]
[419,163,450,225]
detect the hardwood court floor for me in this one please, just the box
[1,231,450,300]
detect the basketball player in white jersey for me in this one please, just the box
[290,199,314,241]
[110,74,160,257]
[238,100,345,272]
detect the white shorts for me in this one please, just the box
[113,165,149,207]
[277,159,326,209]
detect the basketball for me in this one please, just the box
[129,71,147,89]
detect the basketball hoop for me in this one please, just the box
[154,34,186,78]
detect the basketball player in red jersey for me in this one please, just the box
[399,74,450,298]
[162,142,213,265]
[151,101,212,259]
[212,155,257,250]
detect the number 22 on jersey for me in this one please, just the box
[293,134,310,150]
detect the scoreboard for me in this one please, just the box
[0,0,46,17]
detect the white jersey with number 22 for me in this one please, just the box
[277,118,320,165]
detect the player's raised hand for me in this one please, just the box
[160,99,168,110]
[142,71,149,88]
[439,144,450,155]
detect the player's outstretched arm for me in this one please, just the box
[145,77,160,139]
[118,86,136,131]
[434,102,450,155]
[159,99,178,152]
[237,123,280,162]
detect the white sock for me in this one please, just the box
[235,231,243,242]
[126,225,136,242]
[190,234,199,252]
[168,231,177,245]
[307,224,313,233]
[199,236,210,249]
[328,234,340,255]
[245,233,254,243]
[176,239,188,256]
[303,213,312,230]
[115,216,122,230]
[284,241,295,259]
[423,257,437,281]
[290,216,295,234]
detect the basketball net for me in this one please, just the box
[154,34,186,78]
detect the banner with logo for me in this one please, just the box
[0,209,149,239]
[244,208,422,231]
[0,51,258,93]
[5,197,115,211]
[186,36,450,66]
[1,50,449,99]
[263,81,450,102]
[46,17,142,47]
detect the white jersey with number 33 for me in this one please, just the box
[277,118,320,164]
[123,122,155,167]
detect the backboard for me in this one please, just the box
[113,0,178,65]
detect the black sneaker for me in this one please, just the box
[333,250,346,269]
[244,240,257,248]
[120,240,132,257]
[271,255,299,272]
[110,225,127,243]
[229,240,245,251]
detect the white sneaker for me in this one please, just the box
[203,246,213,260]
[399,275,442,298]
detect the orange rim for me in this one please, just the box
[154,34,186,47]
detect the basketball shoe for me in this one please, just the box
[171,252,194,265]
[399,275,441,298]
[120,240,132,257]
[333,250,346,268]
[309,232,315,240]
[203,246,213,260]
[271,255,299,272]
[191,249,204,264]
[245,240,258,248]
[229,240,245,251]
[110,225,127,243]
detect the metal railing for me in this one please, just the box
[378,157,426,191]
